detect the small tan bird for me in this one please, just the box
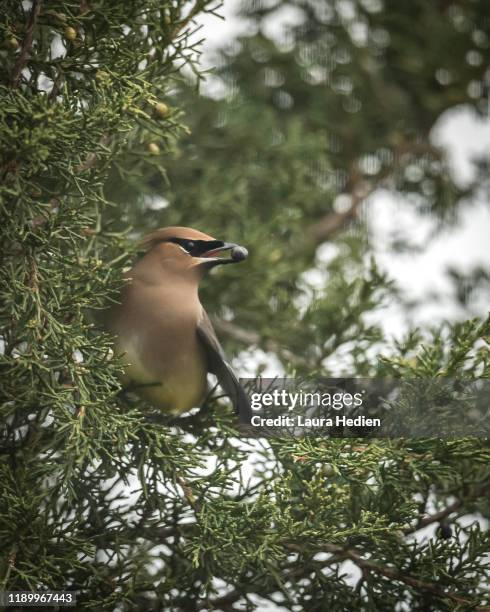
[101,227,251,423]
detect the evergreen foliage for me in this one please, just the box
[1,1,489,610]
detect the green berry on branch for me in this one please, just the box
[147,142,160,155]
[64,26,77,41]
[5,36,19,50]
[322,463,336,477]
[154,102,170,118]
[95,70,110,83]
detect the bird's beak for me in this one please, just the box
[199,242,248,267]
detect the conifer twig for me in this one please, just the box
[171,0,207,39]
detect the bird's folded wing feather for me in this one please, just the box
[196,311,252,424]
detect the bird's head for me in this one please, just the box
[138,226,248,280]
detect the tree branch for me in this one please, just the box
[282,540,486,608]
[405,477,490,535]
[211,317,311,369]
[10,0,42,88]
[308,141,443,245]
[410,498,462,532]
[308,181,375,245]
[322,543,485,609]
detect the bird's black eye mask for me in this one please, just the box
[167,237,248,266]
[168,238,225,257]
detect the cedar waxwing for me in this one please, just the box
[100,227,252,423]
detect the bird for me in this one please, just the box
[99,226,252,423]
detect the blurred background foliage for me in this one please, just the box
[1,0,490,609]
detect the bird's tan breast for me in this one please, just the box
[111,281,208,414]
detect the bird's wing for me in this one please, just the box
[196,310,252,424]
